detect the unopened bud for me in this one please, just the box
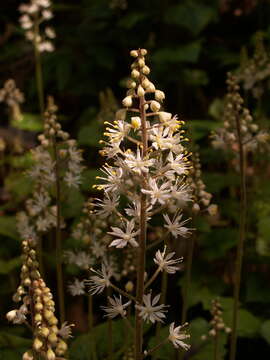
[150,101,160,112]
[47,347,56,360]
[122,96,132,108]
[155,90,165,102]
[33,337,43,351]
[131,117,141,130]
[137,85,145,97]
[130,50,138,57]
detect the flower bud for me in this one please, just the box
[48,332,58,344]
[137,85,145,97]
[155,90,165,102]
[131,117,141,130]
[142,78,150,89]
[131,69,140,79]
[146,82,155,92]
[130,50,138,57]
[33,337,43,351]
[56,340,68,354]
[47,348,56,360]
[34,313,42,323]
[125,281,134,293]
[142,66,150,75]
[138,58,145,67]
[150,101,160,112]
[22,351,34,360]
[122,96,132,108]
[158,112,172,122]
[35,302,43,312]
[39,327,50,337]
[6,310,17,322]
[140,49,147,56]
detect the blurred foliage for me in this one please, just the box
[1,0,270,359]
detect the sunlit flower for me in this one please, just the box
[168,322,190,350]
[136,293,167,323]
[142,178,171,205]
[163,214,191,238]
[68,279,85,296]
[108,220,139,248]
[87,263,112,295]
[154,246,183,274]
[101,295,131,319]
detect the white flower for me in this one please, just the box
[166,152,190,176]
[142,178,171,205]
[68,279,85,296]
[58,322,74,339]
[101,295,131,319]
[163,214,191,238]
[168,323,190,350]
[108,220,139,248]
[6,305,27,324]
[154,247,183,274]
[64,251,93,270]
[125,200,152,222]
[91,241,106,258]
[124,148,154,174]
[136,293,167,323]
[64,171,82,188]
[104,120,130,143]
[170,181,192,205]
[95,193,119,217]
[97,166,123,193]
[87,264,112,295]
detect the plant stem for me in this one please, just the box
[110,283,136,302]
[229,113,247,360]
[143,339,169,358]
[214,334,219,360]
[181,228,196,324]
[88,295,97,360]
[135,70,148,360]
[145,268,161,289]
[156,271,167,337]
[52,139,65,323]
[107,288,113,360]
[34,20,45,118]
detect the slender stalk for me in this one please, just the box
[34,20,45,118]
[229,114,247,360]
[145,268,161,289]
[88,295,97,360]
[110,283,136,302]
[135,67,148,360]
[214,334,219,360]
[52,138,65,323]
[107,288,113,360]
[155,271,168,340]
[143,339,169,358]
[181,227,196,324]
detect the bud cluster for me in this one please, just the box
[19,0,55,52]
[212,72,269,155]
[201,299,231,340]
[189,152,218,216]
[0,79,25,122]
[7,238,69,360]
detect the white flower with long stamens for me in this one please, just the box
[124,148,155,174]
[104,120,131,143]
[136,293,167,323]
[68,279,85,296]
[142,178,171,205]
[125,200,152,222]
[87,263,112,295]
[96,166,123,193]
[95,193,120,218]
[170,181,192,205]
[108,220,139,248]
[166,152,190,176]
[163,214,191,238]
[168,322,190,350]
[101,295,131,319]
[154,247,183,274]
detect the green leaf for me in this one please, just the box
[152,42,202,65]
[246,273,270,303]
[11,113,43,132]
[261,320,270,344]
[5,173,33,201]
[0,257,21,274]
[165,1,217,35]
[201,228,237,260]
[0,216,18,240]
[118,13,148,29]
[148,325,174,360]
[0,332,31,348]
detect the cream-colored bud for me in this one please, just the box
[207,204,218,216]
[141,49,147,56]
[137,85,145,97]
[150,101,160,112]
[138,58,145,67]
[142,78,150,88]
[192,203,200,213]
[33,337,43,351]
[131,117,141,129]
[155,90,165,102]
[131,69,140,79]
[41,139,49,147]
[48,315,58,326]
[158,111,172,122]
[122,96,132,108]
[146,82,155,92]
[48,332,58,344]
[40,327,50,337]
[34,313,42,323]
[35,302,43,312]
[56,340,68,354]
[22,351,34,360]
[23,278,31,287]
[130,50,138,57]
[144,104,149,110]
[142,66,150,75]
[6,310,17,322]
[250,124,258,132]
[47,348,56,360]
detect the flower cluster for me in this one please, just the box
[212,72,269,156]
[16,97,84,243]
[87,49,191,354]
[188,151,218,216]
[201,299,231,340]
[237,32,270,99]
[6,238,70,359]
[0,79,24,122]
[19,0,55,52]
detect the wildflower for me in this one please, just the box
[166,152,190,176]
[58,322,74,339]
[124,148,155,174]
[154,247,183,274]
[142,178,171,205]
[136,293,167,323]
[87,263,112,295]
[168,323,190,350]
[108,220,139,248]
[163,214,191,238]
[101,295,131,319]
[95,193,120,217]
[68,279,85,296]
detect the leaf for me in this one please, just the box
[62,188,84,218]
[152,42,202,65]
[11,113,43,132]
[5,173,33,201]
[0,216,18,240]
[201,228,237,260]
[246,273,270,303]
[261,320,270,344]
[0,332,31,348]
[222,308,261,338]
[165,1,217,35]
[0,257,21,275]
[118,13,148,29]
[148,325,174,360]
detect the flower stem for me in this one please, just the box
[110,283,136,302]
[107,288,113,360]
[156,271,167,337]
[52,138,65,324]
[214,334,219,360]
[34,20,45,119]
[88,295,97,360]
[229,113,247,360]
[143,338,169,358]
[135,62,148,360]
[145,268,161,290]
